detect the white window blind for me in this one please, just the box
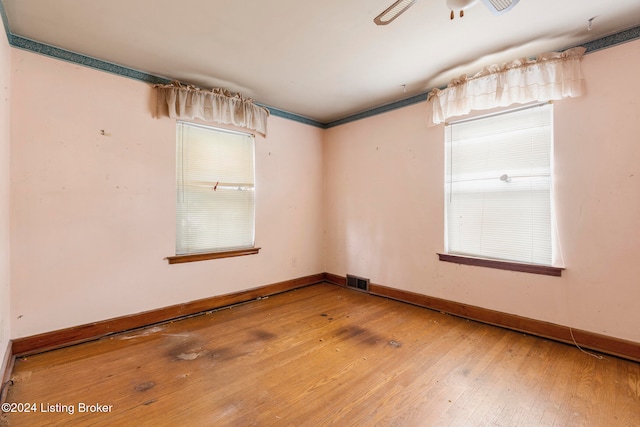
[176,122,255,255]
[444,103,553,265]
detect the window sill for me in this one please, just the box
[438,253,564,277]
[166,248,261,264]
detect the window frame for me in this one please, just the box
[440,103,563,277]
[167,121,260,264]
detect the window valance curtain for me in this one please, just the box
[428,47,586,124]
[155,81,270,136]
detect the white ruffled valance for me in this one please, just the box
[428,47,586,124]
[154,81,270,136]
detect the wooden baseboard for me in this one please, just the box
[0,340,14,404]
[12,273,325,357]
[323,272,346,287]
[325,273,639,362]
[10,272,640,363]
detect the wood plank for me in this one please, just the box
[3,283,639,426]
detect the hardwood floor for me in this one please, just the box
[2,283,639,426]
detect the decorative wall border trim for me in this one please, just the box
[11,273,325,357]
[255,103,326,128]
[582,25,640,53]
[11,35,171,84]
[0,0,9,44]
[324,93,428,128]
[323,273,640,363]
[0,0,638,129]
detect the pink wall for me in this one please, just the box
[0,20,11,358]
[6,36,640,345]
[9,49,324,338]
[324,39,640,343]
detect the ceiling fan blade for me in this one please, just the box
[480,0,520,15]
[374,0,417,25]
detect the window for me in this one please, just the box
[173,122,256,261]
[444,103,555,268]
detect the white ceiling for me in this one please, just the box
[3,0,640,123]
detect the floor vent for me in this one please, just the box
[346,274,370,292]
